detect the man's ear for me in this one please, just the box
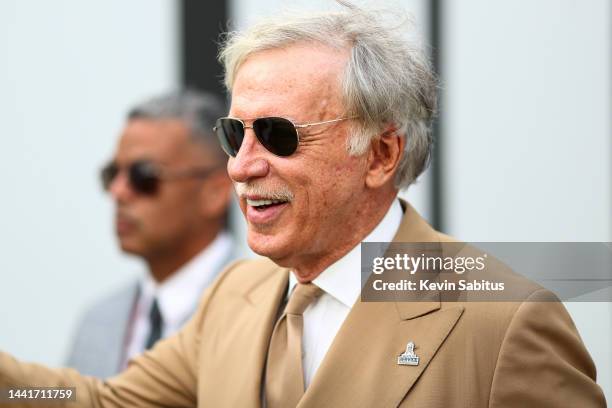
[198,170,233,219]
[365,125,405,189]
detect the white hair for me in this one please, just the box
[219,1,438,188]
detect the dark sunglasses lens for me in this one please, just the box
[215,118,245,157]
[130,161,159,195]
[253,117,298,157]
[101,163,118,190]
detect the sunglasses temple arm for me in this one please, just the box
[161,166,224,180]
[294,116,357,128]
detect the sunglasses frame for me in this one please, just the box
[101,159,222,195]
[214,116,356,157]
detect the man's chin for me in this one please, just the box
[247,232,293,266]
[117,240,145,257]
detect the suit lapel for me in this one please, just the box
[300,300,463,407]
[201,263,289,407]
[300,201,465,407]
[110,282,140,375]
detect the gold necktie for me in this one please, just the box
[265,282,323,408]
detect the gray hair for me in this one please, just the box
[128,89,227,163]
[219,2,437,188]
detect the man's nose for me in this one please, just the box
[227,129,270,183]
[108,171,136,203]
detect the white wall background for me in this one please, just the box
[442,0,611,398]
[0,0,178,366]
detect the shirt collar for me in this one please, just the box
[289,199,403,307]
[140,232,233,327]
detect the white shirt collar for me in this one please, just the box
[139,231,233,329]
[289,199,403,307]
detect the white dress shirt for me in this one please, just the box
[122,232,233,367]
[287,199,403,388]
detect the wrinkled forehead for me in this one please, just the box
[229,44,350,118]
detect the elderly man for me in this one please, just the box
[0,4,605,408]
[66,90,235,378]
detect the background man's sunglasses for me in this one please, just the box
[101,160,219,195]
[213,116,354,157]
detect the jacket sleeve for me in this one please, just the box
[0,260,246,407]
[489,289,606,407]
[0,302,201,407]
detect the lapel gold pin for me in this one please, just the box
[397,341,420,366]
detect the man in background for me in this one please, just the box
[66,90,235,378]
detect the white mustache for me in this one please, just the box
[234,182,294,202]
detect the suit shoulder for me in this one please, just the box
[488,288,604,405]
[77,281,139,324]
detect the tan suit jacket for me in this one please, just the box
[0,203,606,407]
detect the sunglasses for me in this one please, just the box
[213,116,354,157]
[101,160,219,195]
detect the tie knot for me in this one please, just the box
[285,283,323,315]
